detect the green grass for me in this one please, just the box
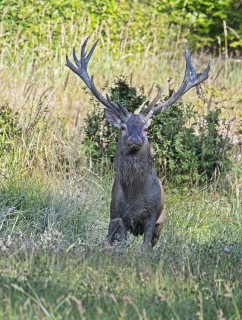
[0,165,241,319]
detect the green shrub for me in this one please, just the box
[83,77,232,184]
[196,109,232,180]
[152,0,242,51]
[0,0,241,57]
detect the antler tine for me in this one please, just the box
[80,37,88,67]
[85,39,99,64]
[143,86,163,115]
[106,94,128,118]
[72,48,79,68]
[66,38,129,121]
[117,102,128,116]
[105,94,124,117]
[144,46,210,120]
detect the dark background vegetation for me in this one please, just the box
[1,0,241,55]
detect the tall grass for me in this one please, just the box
[1,34,241,134]
[0,164,241,319]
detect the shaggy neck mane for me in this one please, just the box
[114,141,153,187]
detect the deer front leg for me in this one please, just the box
[143,214,157,248]
[106,179,127,248]
[151,208,166,247]
[106,218,127,248]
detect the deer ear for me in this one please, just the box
[104,109,122,128]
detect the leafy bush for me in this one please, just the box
[149,101,232,183]
[152,0,242,51]
[83,77,232,183]
[0,0,241,57]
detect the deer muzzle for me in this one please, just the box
[127,135,142,149]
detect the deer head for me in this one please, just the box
[66,38,210,154]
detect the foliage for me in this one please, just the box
[196,109,233,180]
[151,0,242,51]
[83,77,233,183]
[0,0,241,59]
[150,101,233,183]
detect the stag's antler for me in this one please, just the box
[144,46,210,121]
[66,38,129,121]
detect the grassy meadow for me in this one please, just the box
[0,1,242,319]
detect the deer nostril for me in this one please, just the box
[128,136,142,147]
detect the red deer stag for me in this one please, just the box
[66,38,210,248]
